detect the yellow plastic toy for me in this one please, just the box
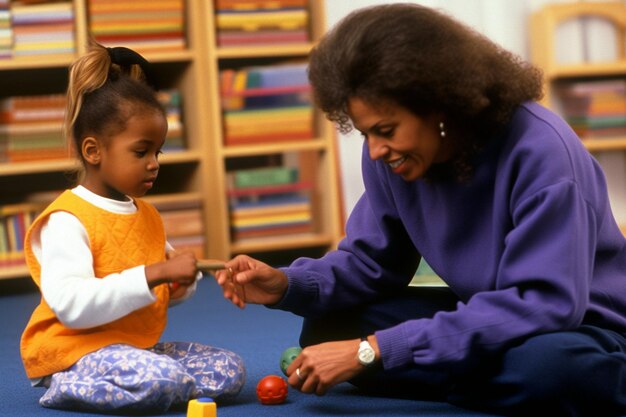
[187,397,216,417]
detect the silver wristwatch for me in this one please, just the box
[357,336,376,367]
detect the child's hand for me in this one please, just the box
[145,251,198,289]
[169,281,191,299]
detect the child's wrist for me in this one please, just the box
[145,263,167,288]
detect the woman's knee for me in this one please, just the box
[497,328,626,413]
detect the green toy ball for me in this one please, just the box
[280,346,302,376]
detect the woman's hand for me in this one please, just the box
[285,339,371,396]
[214,254,288,308]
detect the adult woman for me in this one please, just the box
[216,4,626,416]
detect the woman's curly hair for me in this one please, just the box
[308,3,544,181]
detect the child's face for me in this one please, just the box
[92,110,167,201]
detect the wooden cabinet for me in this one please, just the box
[530,2,626,232]
[0,0,343,279]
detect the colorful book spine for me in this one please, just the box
[152,197,205,256]
[232,166,299,188]
[10,1,75,56]
[0,203,44,268]
[557,80,626,139]
[88,0,186,53]
[220,63,314,145]
[227,166,313,241]
[0,0,12,59]
[0,93,68,163]
[156,89,186,151]
[214,0,310,46]
[216,0,307,10]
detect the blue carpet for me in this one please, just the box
[0,278,496,417]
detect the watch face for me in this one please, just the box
[358,344,375,365]
[359,349,375,363]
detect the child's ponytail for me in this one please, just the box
[64,40,111,141]
[64,39,161,166]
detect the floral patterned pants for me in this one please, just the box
[38,342,246,413]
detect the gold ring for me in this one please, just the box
[296,367,304,381]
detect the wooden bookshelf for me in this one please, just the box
[200,0,343,262]
[0,0,344,278]
[530,2,626,232]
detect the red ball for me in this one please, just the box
[256,375,288,405]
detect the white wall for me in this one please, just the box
[324,0,626,220]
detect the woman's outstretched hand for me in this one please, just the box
[285,339,369,396]
[214,254,289,308]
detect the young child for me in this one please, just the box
[19,41,245,413]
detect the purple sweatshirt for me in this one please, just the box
[276,102,626,372]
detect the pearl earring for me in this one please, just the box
[439,122,446,138]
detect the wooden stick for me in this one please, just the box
[197,260,226,271]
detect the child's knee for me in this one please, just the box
[195,349,246,399]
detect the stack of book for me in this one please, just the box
[214,0,309,47]
[227,166,313,241]
[0,94,68,163]
[220,62,313,146]
[88,0,186,53]
[153,198,205,259]
[157,89,185,152]
[0,0,10,59]
[11,0,75,56]
[0,202,44,268]
[557,79,626,139]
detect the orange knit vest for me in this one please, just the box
[20,190,169,379]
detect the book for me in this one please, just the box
[0,202,45,267]
[10,0,75,56]
[167,235,205,259]
[88,0,186,53]
[557,80,626,139]
[160,208,204,237]
[231,222,311,240]
[217,29,308,46]
[227,165,313,241]
[220,63,314,145]
[216,9,308,32]
[227,181,311,198]
[0,93,67,162]
[231,166,299,188]
[215,0,307,10]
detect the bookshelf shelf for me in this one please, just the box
[230,232,335,254]
[221,138,329,157]
[530,2,626,233]
[0,160,78,176]
[0,151,202,177]
[0,265,29,280]
[141,51,196,64]
[583,138,626,151]
[545,60,626,79]
[0,54,75,70]
[0,0,344,277]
